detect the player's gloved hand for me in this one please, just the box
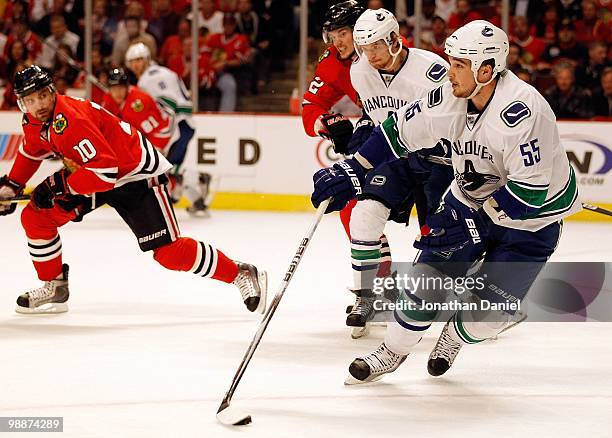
[407,139,452,173]
[0,175,24,216]
[414,201,490,253]
[318,113,354,155]
[312,158,366,213]
[32,169,70,209]
[346,113,375,155]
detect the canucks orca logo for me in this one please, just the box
[501,101,531,127]
[426,63,448,83]
[52,113,68,135]
[482,26,494,37]
[376,12,385,21]
[456,160,500,200]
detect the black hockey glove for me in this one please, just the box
[347,112,375,155]
[311,158,366,213]
[0,176,24,216]
[32,169,70,209]
[318,113,354,155]
[414,201,490,253]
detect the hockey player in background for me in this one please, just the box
[125,43,210,216]
[102,68,173,151]
[311,21,580,382]
[344,8,453,337]
[0,66,267,315]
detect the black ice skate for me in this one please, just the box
[427,322,462,376]
[345,342,407,385]
[233,262,267,314]
[16,264,70,314]
[346,289,376,339]
[186,173,212,217]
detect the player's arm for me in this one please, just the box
[138,93,172,150]
[484,110,556,221]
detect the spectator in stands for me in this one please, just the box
[3,0,29,24]
[111,15,157,67]
[159,18,192,67]
[4,19,42,61]
[541,19,589,69]
[515,67,533,85]
[35,0,79,37]
[219,0,239,12]
[52,43,81,87]
[1,60,29,110]
[421,15,447,60]
[435,0,456,22]
[92,0,118,56]
[512,15,546,66]
[147,0,181,46]
[575,0,611,44]
[507,42,529,73]
[592,66,612,116]
[115,2,149,46]
[1,39,31,83]
[536,4,561,45]
[37,14,80,68]
[207,13,252,111]
[367,0,385,9]
[447,0,481,33]
[235,0,270,92]
[576,40,611,91]
[198,0,224,35]
[407,0,436,36]
[254,0,293,72]
[544,61,593,118]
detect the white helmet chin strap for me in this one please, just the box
[380,40,402,71]
[466,69,496,100]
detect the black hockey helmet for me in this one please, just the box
[322,0,365,43]
[108,68,129,87]
[14,65,54,98]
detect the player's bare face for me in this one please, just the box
[128,58,147,78]
[448,57,477,98]
[109,85,128,104]
[22,87,55,122]
[327,27,354,59]
[359,40,392,70]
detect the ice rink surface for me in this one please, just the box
[1,207,612,437]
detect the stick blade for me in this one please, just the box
[216,401,252,426]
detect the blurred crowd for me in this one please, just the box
[1,0,611,118]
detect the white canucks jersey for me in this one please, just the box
[379,70,581,231]
[351,47,449,125]
[137,64,194,145]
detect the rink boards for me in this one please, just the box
[1,111,611,220]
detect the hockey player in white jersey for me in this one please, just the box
[125,43,210,216]
[344,8,453,337]
[311,20,580,383]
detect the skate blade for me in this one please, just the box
[15,302,68,314]
[187,209,211,218]
[344,373,384,385]
[351,324,370,339]
[255,270,268,314]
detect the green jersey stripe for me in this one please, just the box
[381,116,406,158]
[506,180,548,208]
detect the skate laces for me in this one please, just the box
[26,282,55,304]
[233,267,258,301]
[350,291,375,316]
[431,327,461,362]
[363,343,402,373]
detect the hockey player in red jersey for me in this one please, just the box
[101,68,172,152]
[0,66,267,315]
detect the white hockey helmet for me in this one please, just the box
[353,9,402,64]
[445,20,509,97]
[125,42,151,62]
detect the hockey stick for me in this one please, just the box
[420,154,612,217]
[216,198,331,426]
[0,194,30,205]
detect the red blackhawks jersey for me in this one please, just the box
[301,45,358,137]
[13,94,171,195]
[101,86,172,151]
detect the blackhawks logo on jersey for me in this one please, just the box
[318,49,330,63]
[131,99,144,112]
[52,113,68,135]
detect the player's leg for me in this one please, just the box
[108,176,267,313]
[346,159,419,336]
[16,198,92,314]
[428,220,563,376]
